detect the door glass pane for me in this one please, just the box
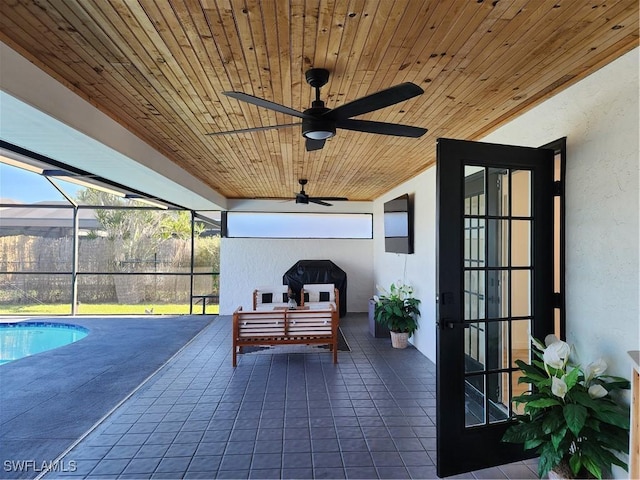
[487,372,510,424]
[511,170,532,218]
[471,218,479,263]
[554,195,561,291]
[512,371,531,415]
[465,375,485,427]
[465,323,485,372]
[465,219,485,266]
[511,220,531,267]
[488,168,509,216]
[464,218,470,267]
[464,218,484,267]
[511,319,531,367]
[511,270,531,317]
[486,270,508,319]
[470,195,479,216]
[464,270,485,320]
[554,308,561,339]
[464,166,485,216]
[486,220,508,267]
[487,320,510,371]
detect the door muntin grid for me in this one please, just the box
[463,166,533,428]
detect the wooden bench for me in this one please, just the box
[232,305,339,366]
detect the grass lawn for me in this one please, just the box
[0,303,219,315]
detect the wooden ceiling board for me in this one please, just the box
[0,0,637,202]
[421,2,633,141]
[453,2,640,141]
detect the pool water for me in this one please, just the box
[0,322,89,365]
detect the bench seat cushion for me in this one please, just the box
[253,285,290,310]
[302,284,338,311]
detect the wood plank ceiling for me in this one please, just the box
[1,1,638,202]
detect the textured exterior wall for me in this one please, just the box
[373,169,437,363]
[219,238,373,315]
[481,48,639,385]
[482,48,639,479]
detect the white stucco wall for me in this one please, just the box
[373,170,437,363]
[219,238,374,315]
[480,46,639,480]
[481,48,640,383]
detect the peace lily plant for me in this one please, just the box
[373,281,420,336]
[502,335,630,479]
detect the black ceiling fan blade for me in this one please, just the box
[336,118,427,137]
[305,138,326,151]
[326,82,424,121]
[313,196,348,201]
[206,122,301,136]
[223,91,308,119]
[309,198,333,207]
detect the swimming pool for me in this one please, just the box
[0,322,89,365]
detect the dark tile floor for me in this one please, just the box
[0,316,212,480]
[45,314,538,479]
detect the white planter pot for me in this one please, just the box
[390,331,409,349]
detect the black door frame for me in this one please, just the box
[436,138,557,476]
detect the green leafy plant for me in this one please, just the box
[373,281,421,336]
[502,335,630,479]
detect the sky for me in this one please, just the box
[0,163,81,204]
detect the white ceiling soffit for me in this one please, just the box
[0,41,226,211]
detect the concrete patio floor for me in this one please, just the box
[8,313,541,479]
[0,316,212,480]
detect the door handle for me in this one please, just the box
[438,318,457,329]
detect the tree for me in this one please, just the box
[77,189,169,272]
[75,188,220,304]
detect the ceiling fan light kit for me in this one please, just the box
[302,119,335,140]
[217,68,427,152]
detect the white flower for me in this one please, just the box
[551,376,568,399]
[372,295,380,303]
[543,340,571,370]
[584,358,608,384]
[588,384,608,399]
[544,334,560,347]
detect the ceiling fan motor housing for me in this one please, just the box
[305,68,330,89]
[302,105,335,140]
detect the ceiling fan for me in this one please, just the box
[294,179,347,206]
[208,68,428,151]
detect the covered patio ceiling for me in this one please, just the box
[0,1,638,203]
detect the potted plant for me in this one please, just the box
[502,334,630,479]
[373,281,420,348]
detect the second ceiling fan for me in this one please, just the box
[209,68,428,151]
[294,179,347,207]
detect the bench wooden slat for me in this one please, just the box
[240,330,286,336]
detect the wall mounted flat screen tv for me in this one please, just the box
[383,193,414,254]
